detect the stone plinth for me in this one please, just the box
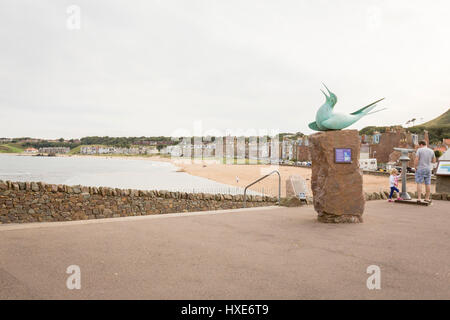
[436,175,450,194]
[309,130,365,223]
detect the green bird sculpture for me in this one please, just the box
[309,84,385,131]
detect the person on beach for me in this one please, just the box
[388,168,401,202]
[415,140,436,203]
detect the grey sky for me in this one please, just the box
[1,0,449,139]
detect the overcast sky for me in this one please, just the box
[1,0,449,139]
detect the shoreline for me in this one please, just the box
[1,153,435,196]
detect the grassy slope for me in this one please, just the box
[69,145,82,155]
[416,108,450,128]
[360,109,450,143]
[0,143,25,153]
[409,108,450,143]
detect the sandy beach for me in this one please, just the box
[151,156,431,197]
[8,153,433,197]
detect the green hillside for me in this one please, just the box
[0,143,25,153]
[409,108,450,144]
[69,145,82,155]
[417,108,450,127]
[360,109,449,144]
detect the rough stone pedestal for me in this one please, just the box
[309,130,365,223]
[436,175,450,194]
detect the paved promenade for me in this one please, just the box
[0,201,449,299]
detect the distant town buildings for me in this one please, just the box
[360,144,370,159]
[159,137,278,163]
[359,159,377,171]
[367,127,428,164]
[293,136,311,162]
[80,146,158,155]
[133,140,173,146]
[3,127,441,170]
[38,147,70,154]
[157,126,436,170]
[443,139,450,149]
[24,147,38,154]
[433,138,449,157]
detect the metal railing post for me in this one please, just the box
[243,170,281,208]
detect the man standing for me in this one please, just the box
[414,140,436,203]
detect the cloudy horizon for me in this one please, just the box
[1,0,449,139]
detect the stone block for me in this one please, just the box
[309,130,364,223]
[81,192,90,200]
[31,182,39,192]
[432,193,442,200]
[72,186,82,194]
[436,176,450,194]
[280,196,303,207]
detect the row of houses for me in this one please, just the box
[41,147,70,154]
[277,129,442,167]
[361,129,450,167]
[24,147,71,154]
[159,128,447,169]
[159,136,310,162]
[133,140,174,146]
[80,145,158,155]
[18,128,441,169]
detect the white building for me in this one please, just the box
[360,144,370,159]
[24,147,38,154]
[359,158,377,171]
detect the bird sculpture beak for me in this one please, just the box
[320,89,329,99]
[322,83,332,96]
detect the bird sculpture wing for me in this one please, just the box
[320,113,357,130]
[350,98,385,115]
[308,121,321,131]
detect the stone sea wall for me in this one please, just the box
[362,170,436,184]
[364,190,450,201]
[0,180,277,224]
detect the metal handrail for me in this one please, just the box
[243,170,281,207]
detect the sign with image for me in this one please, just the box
[335,148,352,163]
[436,160,450,176]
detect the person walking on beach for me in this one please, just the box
[415,140,436,203]
[388,168,401,202]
